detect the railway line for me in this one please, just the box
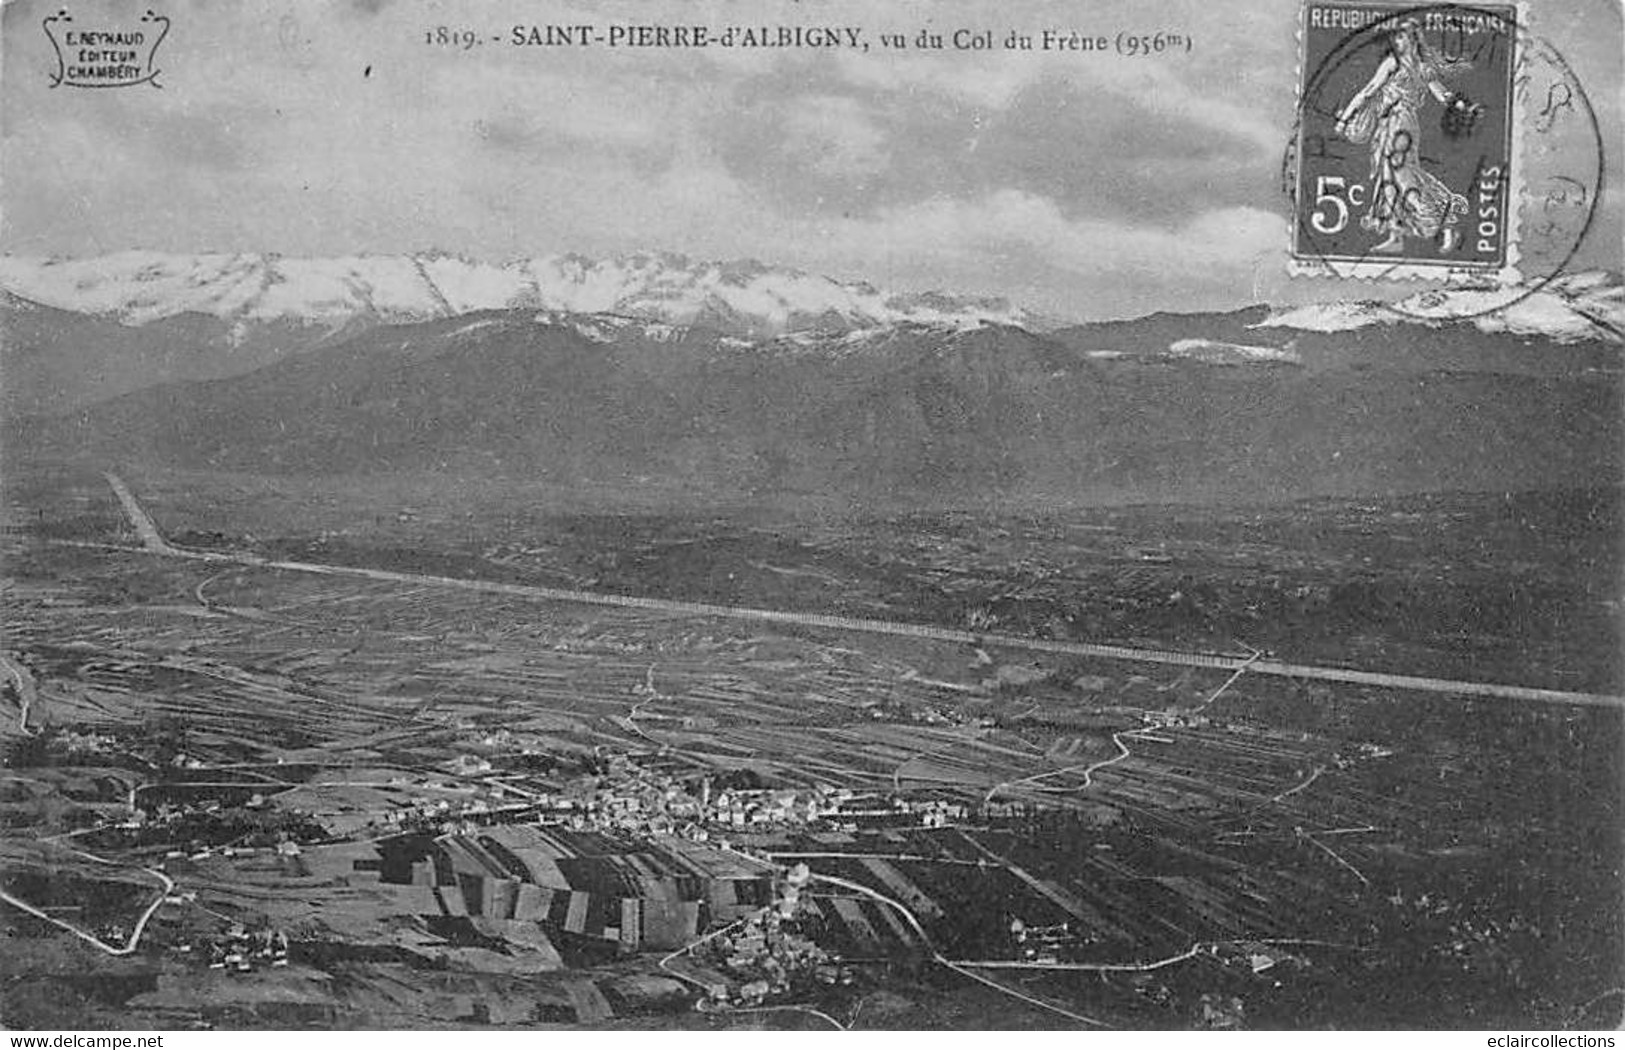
[98,472,1624,710]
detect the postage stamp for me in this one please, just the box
[1290,2,1523,280]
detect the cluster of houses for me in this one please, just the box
[177,923,291,972]
[671,865,845,1008]
[41,726,122,759]
[424,748,973,836]
[568,776,971,834]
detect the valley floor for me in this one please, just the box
[2,463,1620,1029]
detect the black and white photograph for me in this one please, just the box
[0,0,1620,1034]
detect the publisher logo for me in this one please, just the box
[43,8,170,89]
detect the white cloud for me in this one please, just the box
[831,47,1281,160]
[5,0,1615,318]
[780,95,890,178]
[833,51,1036,110]
[843,190,1282,279]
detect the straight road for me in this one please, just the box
[98,472,1623,709]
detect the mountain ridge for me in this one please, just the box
[5,251,1620,346]
[14,306,1617,509]
[0,249,1040,336]
[1255,271,1625,344]
[3,252,1619,509]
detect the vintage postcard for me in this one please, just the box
[1,0,1620,1035]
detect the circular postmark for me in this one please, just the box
[1281,3,1605,323]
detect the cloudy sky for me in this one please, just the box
[2,0,1619,319]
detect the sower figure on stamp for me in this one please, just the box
[1334,18,1483,254]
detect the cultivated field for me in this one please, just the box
[2,461,1620,1029]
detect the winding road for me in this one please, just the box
[0,651,38,734]
[0,845,174,957]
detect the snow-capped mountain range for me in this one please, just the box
[0,250,1036,336]
[1256,270,1623,344]
[1,250,1619,347]
[4,251,1616,505]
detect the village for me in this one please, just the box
[4,505,1615,1028]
